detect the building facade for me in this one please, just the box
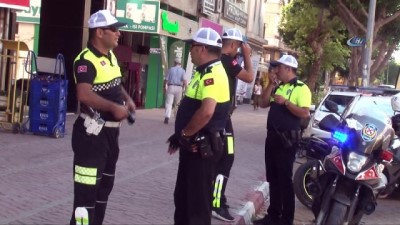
[1,0,284,111]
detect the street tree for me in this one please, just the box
[279,0,350,91]
[332,0,400,85]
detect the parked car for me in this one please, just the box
[303,86,400,139]
[303,90,358,138]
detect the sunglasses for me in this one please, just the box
[101,26,119,32]
[190,43,206,49]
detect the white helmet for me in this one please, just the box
[222,28,243,42]
[391,92,400,112]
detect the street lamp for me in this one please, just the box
[361,0,376,87]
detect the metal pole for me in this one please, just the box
[361,0,377,87]
[387,63,390,84]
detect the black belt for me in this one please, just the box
[168,84,182,87]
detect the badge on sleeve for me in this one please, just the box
[204,78,214,86]
[232,60,238,66]
[77,65,87,73]
[100,60,106,66]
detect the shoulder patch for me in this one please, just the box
[204,78,214,86]
[77,65,87,73]
[232,60,238,66]
[295,80,305,87]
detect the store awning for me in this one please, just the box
[0,0,30,11]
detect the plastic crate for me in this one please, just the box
[28,53,67,138]
[29,109,65,123]
[30,119,65,138]
[30,95,66,111]
[29,78,67,99]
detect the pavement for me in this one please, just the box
[0,105,270,225]
[2,104,399,225]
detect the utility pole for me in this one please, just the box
[361,0,377,87]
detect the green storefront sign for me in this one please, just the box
[116,0,159,33]
[16,0,41,24]
[161,11,179,34]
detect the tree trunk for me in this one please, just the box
[348,47,362,86]
[305,9,326,92]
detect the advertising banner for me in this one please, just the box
[115,0,159,33]
[168,40,185,68]
[16,0,40,24]
[0,0,29,11]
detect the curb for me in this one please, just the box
[234,181,269,225]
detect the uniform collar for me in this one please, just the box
[195,59,220,74]
[87,42,111,58]
[280,77,298,87]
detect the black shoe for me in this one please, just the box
[253,214,280,225]
[164,117,169,124]
[212,207,234,222]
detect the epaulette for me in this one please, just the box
[79,49,89,60]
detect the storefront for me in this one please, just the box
[0,0,31,91]
[144,9,197,109]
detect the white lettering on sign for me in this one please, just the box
[174,47,183,59]
[223,1,248,28]
[202,0,215,15]
[150,48,161,54]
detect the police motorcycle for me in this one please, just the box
[310,100,396,225]
[379,94,400,198]
[293,136,332,208]
[295,95,400,210]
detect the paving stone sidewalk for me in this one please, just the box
[0,106,268,225]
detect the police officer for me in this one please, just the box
[167,27,230,225]
[70,10,135,225]
[211,28,254,222]
[254,55,311,225]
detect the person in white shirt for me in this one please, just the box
[163,57,187,124]
[253,79,262,110]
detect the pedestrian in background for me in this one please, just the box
[211,28,254,222]
[164,57,187,124]
[253,79,262,110]
[254,55,311,225]
[70,10,135,225]
[167,27,230,225]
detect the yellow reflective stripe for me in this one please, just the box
[227,136,234,154]
[74,165,97,185]
[75,174,96,185]
[212,174,224,207]
[75,165,97,176]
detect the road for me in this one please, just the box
[0,105,398,224]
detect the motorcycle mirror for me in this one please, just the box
[324,100,339,113]
[319,114,341,132]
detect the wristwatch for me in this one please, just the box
[181,129,190,137]
[284,100,290,106]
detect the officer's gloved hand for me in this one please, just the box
[179,134,196,151]
[167,133,181,150]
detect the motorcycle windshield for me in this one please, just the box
[343,103,394,154]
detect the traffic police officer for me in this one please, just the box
[212,28,254,222]
[255,55,311,225]
[167,27,230,225]
[70,10,135,225]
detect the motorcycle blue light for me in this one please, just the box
[333,131,348,143]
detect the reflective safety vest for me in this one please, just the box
[185,62,230,103]
[74,48,122,89]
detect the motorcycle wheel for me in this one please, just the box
[325,201,347,225]
[293,160,319,208]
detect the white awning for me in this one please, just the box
[0,0,30,11]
